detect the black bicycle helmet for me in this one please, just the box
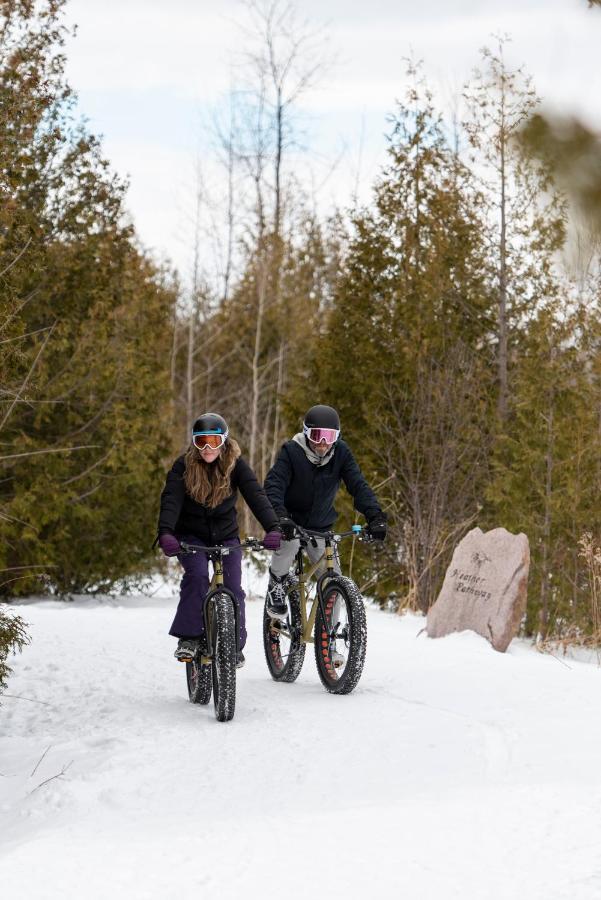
[192,412,229,438]
[303,404,340,430]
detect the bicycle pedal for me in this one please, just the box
[331,650,345,668]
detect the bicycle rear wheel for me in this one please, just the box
[262,580,305,683]
[314,577,367,695]
[211,593,237,722]
[186,647,212,705]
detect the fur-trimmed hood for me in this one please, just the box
[292,432,336,467]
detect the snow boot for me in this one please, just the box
[174,638,199,661]
[266,570,288,620]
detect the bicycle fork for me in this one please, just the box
[296,541,338,644]
[201,556,242,662]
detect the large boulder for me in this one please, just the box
[426,527,530,652]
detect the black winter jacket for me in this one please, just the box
[264,438,383,530]
[158,455,279,543]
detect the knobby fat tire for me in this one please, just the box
[211,593,237,722]
[314,576,367,695]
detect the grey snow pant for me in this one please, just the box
[270,536,341,579]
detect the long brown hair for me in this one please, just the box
[184,438,241,508]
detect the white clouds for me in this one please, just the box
[65,0,232,97]
[303,6,601,118]
[60,0,601,276]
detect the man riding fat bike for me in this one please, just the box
[264,404,387,621]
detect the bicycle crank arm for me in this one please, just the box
[269,621,292,639]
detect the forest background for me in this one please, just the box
[1,0,600,688]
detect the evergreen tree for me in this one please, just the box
[0,607,27,696]
[461,42,601,640]
[463,39,566,423]
[0,0,178,595]
[308,69,495,610]
[179,212,341,485]
[488,299,600,638]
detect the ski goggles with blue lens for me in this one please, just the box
[193,432,227,450]
[303,424,340,445]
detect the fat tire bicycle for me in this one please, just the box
[262,524,372,695]
[179,537,264,722]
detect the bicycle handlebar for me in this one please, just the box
[293,523,374,544]
[178,526,373,557]
[179,537,265,556]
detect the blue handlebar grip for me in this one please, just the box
[351,524,362,533]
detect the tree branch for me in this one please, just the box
[0,321,57,431]
[0,236,32,278]
[62,445,115,485]
[30,745,52,778]
[0,324,53,346]
[28,760,73,796]
[0,444,99,462]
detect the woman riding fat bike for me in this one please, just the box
[179,536,267,722]
[157,412,281,668]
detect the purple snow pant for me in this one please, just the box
[169,537,246,648]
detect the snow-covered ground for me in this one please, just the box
[2,571,601,900]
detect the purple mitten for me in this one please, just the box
[262,530,281,551]
[159,533,181,557]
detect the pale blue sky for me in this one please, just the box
[63,0,601,281]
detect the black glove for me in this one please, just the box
[279,516,297,541]
[367,514,387,542]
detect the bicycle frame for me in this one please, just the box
[269,532,348,646]
[296,540,336,644]
[180,540,261,663]
[197,553,241,663]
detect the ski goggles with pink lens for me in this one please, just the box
[303,424,340,445]
[193,432,227,450]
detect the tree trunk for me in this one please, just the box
[270,340,286,465]
[185,313,194,441]
[498,101,509,423]
[244,251,268,533]
[274,86,283,239]
[539,399,554,640]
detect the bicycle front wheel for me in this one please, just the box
[262,581,305,683]
[211,593,237,722]
[314,577,367,695]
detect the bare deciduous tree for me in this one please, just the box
[463,37,538,423]
[380,346,490,613]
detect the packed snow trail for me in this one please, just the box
[2,579,601,899]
